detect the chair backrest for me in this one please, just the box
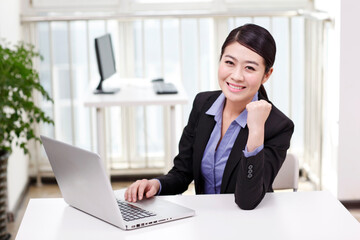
[272,153,299,192]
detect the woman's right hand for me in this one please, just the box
[124,179,160,202]
[245,99,272,152]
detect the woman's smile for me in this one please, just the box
[227,82,246,92]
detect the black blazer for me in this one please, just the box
[157,90,294,210]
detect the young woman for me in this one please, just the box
[125,24,294,210]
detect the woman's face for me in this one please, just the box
[218,42,273,106]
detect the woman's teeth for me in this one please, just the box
[228,83,244,90]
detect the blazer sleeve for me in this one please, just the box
[234,105,294,210]
[156,92,209,195]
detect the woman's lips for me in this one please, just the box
[227,82,245,92]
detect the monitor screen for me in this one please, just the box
[94,34,119,94]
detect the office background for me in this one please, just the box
[0,0,359,217]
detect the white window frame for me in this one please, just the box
[23,0,313,15]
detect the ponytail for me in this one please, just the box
[259,84,269,101]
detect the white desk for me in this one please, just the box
[16,191,360,240]
[84,77,188,172]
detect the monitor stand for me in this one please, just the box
[93,79,120,94]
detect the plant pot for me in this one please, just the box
[0,151,10,240]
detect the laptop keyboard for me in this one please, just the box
[117,200,157,222]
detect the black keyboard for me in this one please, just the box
[117,200,156,222]
[152,82,178,94]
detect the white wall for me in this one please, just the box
[316,0,360,200]
[338,0,360,200]
[0,0,20,43]
[0,0,29,211]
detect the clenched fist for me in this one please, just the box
[246,100,272,152]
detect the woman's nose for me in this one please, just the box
[231,67,244,81]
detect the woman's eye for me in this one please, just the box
[246,66,255,71]
[225,60,234,65]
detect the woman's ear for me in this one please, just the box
[262,67,273,84]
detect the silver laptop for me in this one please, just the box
[40,135,195,230]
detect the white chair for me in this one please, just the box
[272,153,299,192]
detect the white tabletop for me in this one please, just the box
[84,77,188,107]
[15,191,360,240]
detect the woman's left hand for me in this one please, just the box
[246,100,272,152]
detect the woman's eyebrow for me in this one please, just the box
[224,55,259,66]
[245,60,259,66]
[224,55,237,62]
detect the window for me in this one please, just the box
[22,1,319,179]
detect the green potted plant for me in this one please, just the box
[0,40,54,240]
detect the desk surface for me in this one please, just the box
[84,78,188,107]
[15,191,360,240]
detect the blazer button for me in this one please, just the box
[247,173,253,179]
[248,164,253,170]
[248,169,253,174]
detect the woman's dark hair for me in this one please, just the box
[220,24,276,100]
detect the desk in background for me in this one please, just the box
[84,77,188,174]
[15,191,360,240]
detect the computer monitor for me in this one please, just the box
[93,33,120,94]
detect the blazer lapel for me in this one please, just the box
[192,92,221,193]
[220,126,249,193]
[193,113,216,193]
